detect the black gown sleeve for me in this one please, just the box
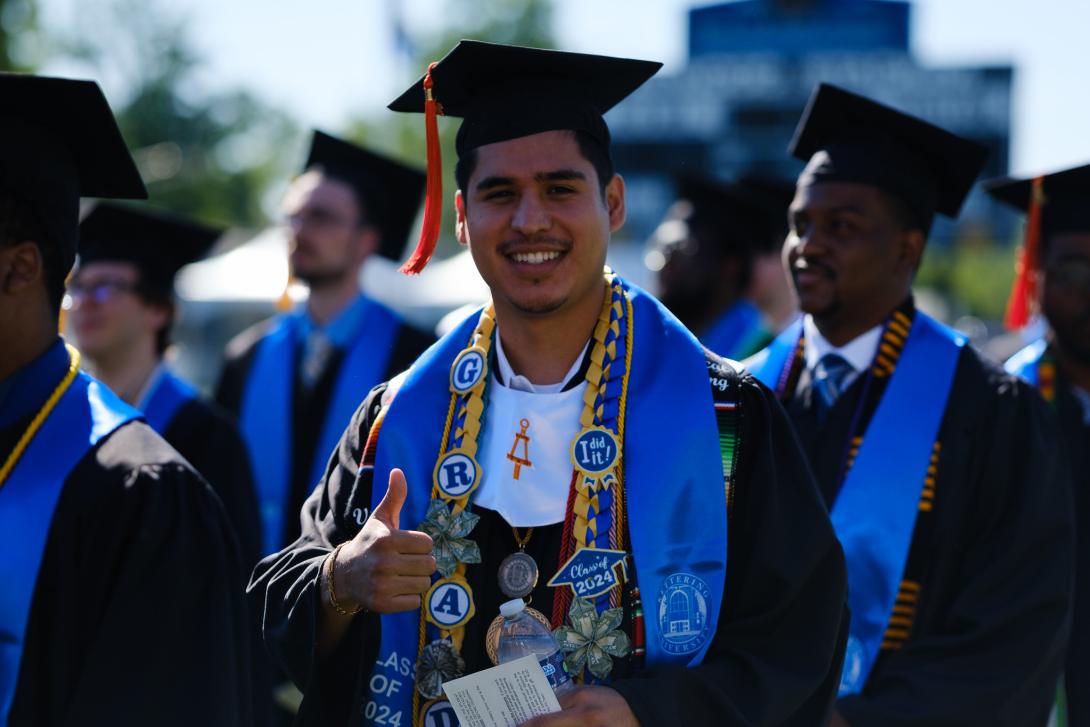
[11,421,252,726]
[610,368,849,726]
[837,369,1074,726]
[165,398,262,568]
[248,386,387,727]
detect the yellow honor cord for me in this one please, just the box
[414,274,631,721]
[0,344,82,488]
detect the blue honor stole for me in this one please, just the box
[239,297,399,555]
[0,372,139,721]
[1004,338,1047,385]
[751,313,965,695]
[366,281,727,726]
[701,298,766,360]
[139,369,199,435]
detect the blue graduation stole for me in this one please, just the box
[367,281,727,726]
[239,296,400,555]
[0,372,139,722]
[750,313,964,695]
[746,317,802,390]
[701,299,766,360]
[1004,338,1047,385]
[139,369,199,435]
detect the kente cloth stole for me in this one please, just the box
[749,308,964,695]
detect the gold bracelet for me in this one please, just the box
[326,542,363,617]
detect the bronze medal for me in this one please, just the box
[497,551,539,599]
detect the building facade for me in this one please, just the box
[607,0,1013,244]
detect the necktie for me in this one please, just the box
[300,329,333,390]
[813,352,854,417]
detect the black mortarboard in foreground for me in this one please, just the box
[78,203,222,294]
[0,73,147,274]
[302,130,426,261]
[388,40,662,273]
[789,83,988,234]
[670,174,793,256]
[984,163,1090,237]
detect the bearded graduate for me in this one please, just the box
[216,131,434,562]
[249,41,848,727]
[987,164,1090,727]
[0,74,250,725]
[746,84,1073,725]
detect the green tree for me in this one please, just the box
[0,0,41,71]
[344,0,557,260]
[59,0,296,228]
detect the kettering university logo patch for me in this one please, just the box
[657,572,711,655]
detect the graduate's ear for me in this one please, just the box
[455,191,469,247]
[604,173,626,234]
[0,240,44,296]
[354,224,380,262]
[899,227,926,276]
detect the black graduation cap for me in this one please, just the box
[671,174,793,256]
[789,83,988,234]
[78,203,222,293]
[302,130,426,261]
[390,40,662,155]
[388,40,662,273]
[0,73,147,275]
[984,163,1090,236]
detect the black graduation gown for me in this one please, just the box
[215,315,435,549]
[163,396,262,568]
[249,352,850,727]
[1055,378,1090,727]
[1,418,252,726]
[783,344,1073,725]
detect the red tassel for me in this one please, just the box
[1004,176,1045,330]
[399,62,444,275]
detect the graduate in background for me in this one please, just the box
[70,202,260,564]
[747,83,1073,726]
[647,174,793,360]
[216,130,433,560]
[0,74,250,725]
[250,41,848,727]
[987,164,1090,726]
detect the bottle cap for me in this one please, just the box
[500,598,526,618]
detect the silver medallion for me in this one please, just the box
[497,551,539,599]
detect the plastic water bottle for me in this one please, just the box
[496,598,573,694]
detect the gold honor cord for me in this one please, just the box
[0,345,81,488]
[413,273,632,720]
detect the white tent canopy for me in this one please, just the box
[175,227,491,329]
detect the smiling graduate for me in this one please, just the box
[249,41,849,727]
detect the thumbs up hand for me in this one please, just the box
[332,469,436,614]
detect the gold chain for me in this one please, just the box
[511,527,534,550]
[0,345,81,488]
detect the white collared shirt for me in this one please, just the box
[473,330,591,526]
[803,316,884,391]
[494,333,588,394]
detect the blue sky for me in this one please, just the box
[40,0,1090,175]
